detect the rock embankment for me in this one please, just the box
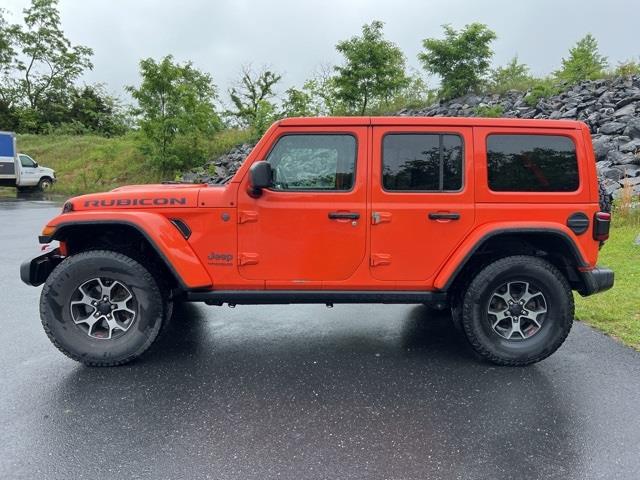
[183,75,640,198]
[181,143,255,185]
[398,75,640,198]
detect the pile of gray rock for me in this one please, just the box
[181,143,255,185]
[398,75,640,198]
[183,76,640,198]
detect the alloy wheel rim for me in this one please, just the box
[69,277,137,340]
[487,281,548,340]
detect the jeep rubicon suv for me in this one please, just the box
[21,117,614,367]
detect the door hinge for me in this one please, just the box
[238,210,258,224]
[372,211,392,225]
[238,253,259,266]
[370,253,392,267]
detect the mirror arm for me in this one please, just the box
[247,185,263,199]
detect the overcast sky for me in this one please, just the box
[3,0,638,104]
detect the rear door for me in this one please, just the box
[369,125,475,282]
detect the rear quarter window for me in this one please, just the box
[486,134,579,192]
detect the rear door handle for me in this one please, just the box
[428,212,460,221]
[328,211,360,220]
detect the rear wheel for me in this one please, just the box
[40,250,165,366]
[461,255,573,366]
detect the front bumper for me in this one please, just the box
[578,266,614,296]
[20,248,64,287]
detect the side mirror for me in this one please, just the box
[33,162,38,168]
[248,161,272,197]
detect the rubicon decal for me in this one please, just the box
[83,197,187,207]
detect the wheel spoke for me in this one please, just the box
[491,309,510,328]
[506,319,525,339]
[520,283,544,306]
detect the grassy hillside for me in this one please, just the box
[16,129,252,195]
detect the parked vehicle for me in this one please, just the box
[0,131,56,192]
[21,117,613,367]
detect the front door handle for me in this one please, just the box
[428,212,460,221]
[328,212,360,220]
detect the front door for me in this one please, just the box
[237,127,368,285]
[369,126,475,282]
[18,154,38,186]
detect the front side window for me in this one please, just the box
[266,134,356,191]
[20,155,36,168]
[487,134,579,192]
[382,134,463,191]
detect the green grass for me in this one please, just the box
[16,129,253,195]
[575,213,640,350]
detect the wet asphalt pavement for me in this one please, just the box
[1,195,639,480]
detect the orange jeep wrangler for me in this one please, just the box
[21,117,614,367]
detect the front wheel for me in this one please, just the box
[38,177,53,191]
[461,255,574,366]
[40,250,166,366]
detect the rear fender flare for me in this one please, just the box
[434,223,589,291]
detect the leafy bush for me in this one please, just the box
[554,33,608,84]
[524,78,562,107]
[127,55,222,175]
[489,57,534,94]
[419,23,497,99]
[613,60,640,77]
[333,21,409,115]
[474,105,504,117]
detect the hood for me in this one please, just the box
[69,184,203,211]
[38,167,55,176]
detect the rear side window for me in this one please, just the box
[487,134,579,192]
[382,134,463,191]
[266,134,356,191]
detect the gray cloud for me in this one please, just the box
[3,0,637,103]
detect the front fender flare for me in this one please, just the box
[43,211,212,290]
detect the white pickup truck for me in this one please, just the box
[0,131,56,192]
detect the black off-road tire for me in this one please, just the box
[40,250,166,366]
[461,255,574,366]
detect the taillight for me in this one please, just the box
[593,212,611,242]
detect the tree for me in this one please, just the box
[228,65,281,135]
[68,85,128,136]
[127,56,222,174]
[490,56,533,93]
[555,34,607,84]
[419,23,496,99]
[333,21,408,115]
[280,86,317,118]
[12,0,93,111]
[0,0,101,133]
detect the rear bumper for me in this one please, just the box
[578,266,614,296]
[20,248,63,287]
